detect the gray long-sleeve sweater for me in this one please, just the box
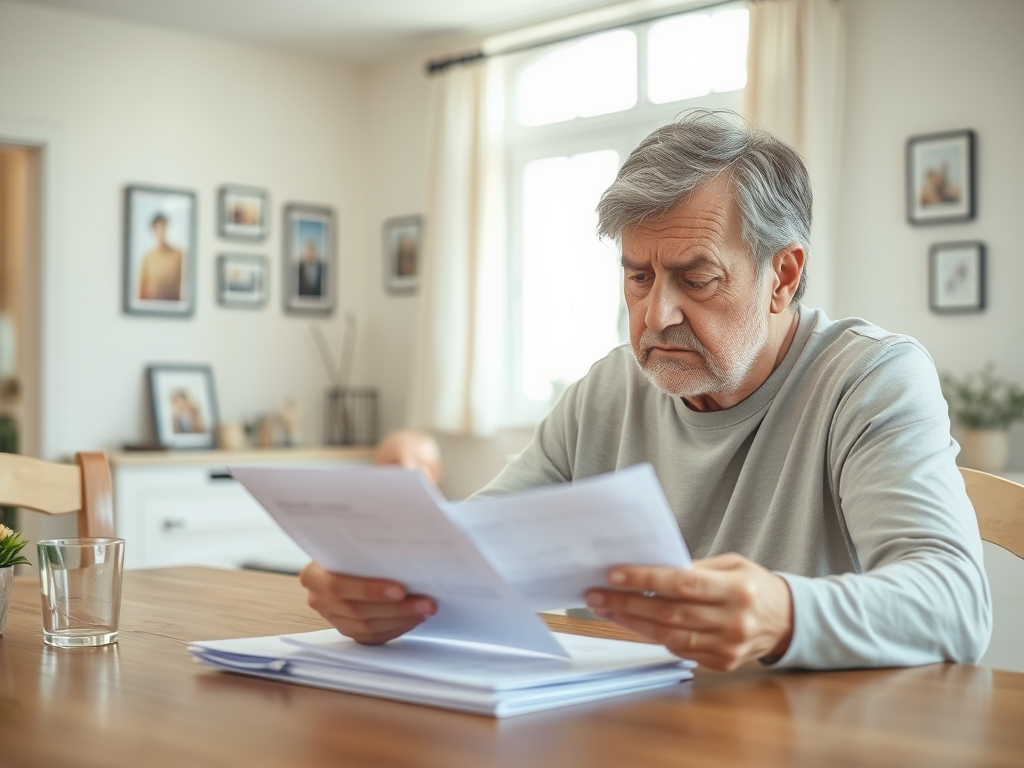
[476,307,991,669]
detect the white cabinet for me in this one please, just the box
[112,448,372,572]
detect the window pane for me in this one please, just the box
[710,9,749,93]
[518,30,637,127]
[575,30,637,118]
[647,8,749,105]
[521,150,622,403]
[647,14,712,104]
[518,45,577,127]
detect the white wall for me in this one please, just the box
[0,0,370,460]
[835,0,1024,467]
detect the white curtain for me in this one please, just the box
[744,0,846,314]
[408,59,506,437]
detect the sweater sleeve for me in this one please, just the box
[774,339,991,668]
[470,385,579,500]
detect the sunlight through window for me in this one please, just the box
[518,30,637,127]
[521,150,623,402]
[647,8,749,105]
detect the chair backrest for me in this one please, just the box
[960,467,1024,560]
[0,452,114,538]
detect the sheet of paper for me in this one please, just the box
[229,466,568,658]
[447,464,691,611]
[191,628,689,689]
[188,629,693,717]
[282,628,692,689]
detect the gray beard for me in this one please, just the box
[632,311,770,400]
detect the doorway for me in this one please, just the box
[0,145,42,534]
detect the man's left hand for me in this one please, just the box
[585,553,794,672]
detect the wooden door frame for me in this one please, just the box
[0,115,69,463]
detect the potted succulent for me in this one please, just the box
[0,523,30,636]
[941,364,1024,473]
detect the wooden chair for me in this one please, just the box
[0,452,114,537]
[960,467,1024,559]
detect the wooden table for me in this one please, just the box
[1,568,1022,767]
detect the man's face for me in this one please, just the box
[621,176,773,401]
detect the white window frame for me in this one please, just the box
[503,5,746,427]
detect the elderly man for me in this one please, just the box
[300,111,990,671]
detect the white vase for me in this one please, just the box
[0,566,11,636]
[959,429,1011,473]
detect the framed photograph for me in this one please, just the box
[382,215,422,294]
[907,130,976,225]
[219,185,269,241]
[147,364,219,449]
[217,253,269,308]
[123,185,197,317]
[929,241,985,314]
[283,203,335,315]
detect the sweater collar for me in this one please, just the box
[668,305,818,429]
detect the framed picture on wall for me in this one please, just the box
[907,130,976,225]
[929,241,985,314]
[217,253,269,308]
[382,215,422,294]
[123,185,197,317]
[147,364,219,449]
[218,185,269,241]
[283,203,335,315]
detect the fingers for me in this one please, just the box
[586,589,729,631]
[607,564,737,605]
[589,558,795,671]
[299,562,437,645]
[307,589,435,622]
[299,562,409,603]
[601,609,735,669]
[317,613,428,646]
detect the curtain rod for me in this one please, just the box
[425,0,740,76]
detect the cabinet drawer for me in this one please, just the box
[138,486,308,570]
[113,455,370,570]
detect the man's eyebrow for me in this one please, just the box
[620,254,719,271]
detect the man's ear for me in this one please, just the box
[769,244,805,314]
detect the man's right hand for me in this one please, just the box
[299,562,437,645]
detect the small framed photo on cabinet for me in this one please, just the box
[907,130,976,225]
[382,215,422,294]
[218,185,269,241]
[123,185,196,317]
[147,364,219,449]
[929,241,985,314]
[283,203,335,315]
[217,253,269,309]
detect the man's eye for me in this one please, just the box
[684,277,715,290]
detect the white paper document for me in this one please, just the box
[448,464,690,611]
[229,463,691,658]
[189,629,694,717]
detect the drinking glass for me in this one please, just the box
[37,538,125,647]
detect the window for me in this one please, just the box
[520,150,623,403]
[505,3,749,424]
[517,30,638,127]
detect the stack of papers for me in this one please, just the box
[194,464,695,716]
[189,629,694,717]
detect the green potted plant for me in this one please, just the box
[940,364,1024,473]
[0,523,30,636]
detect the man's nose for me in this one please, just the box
[644,278,685,332]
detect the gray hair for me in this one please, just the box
[596,109,812,302]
